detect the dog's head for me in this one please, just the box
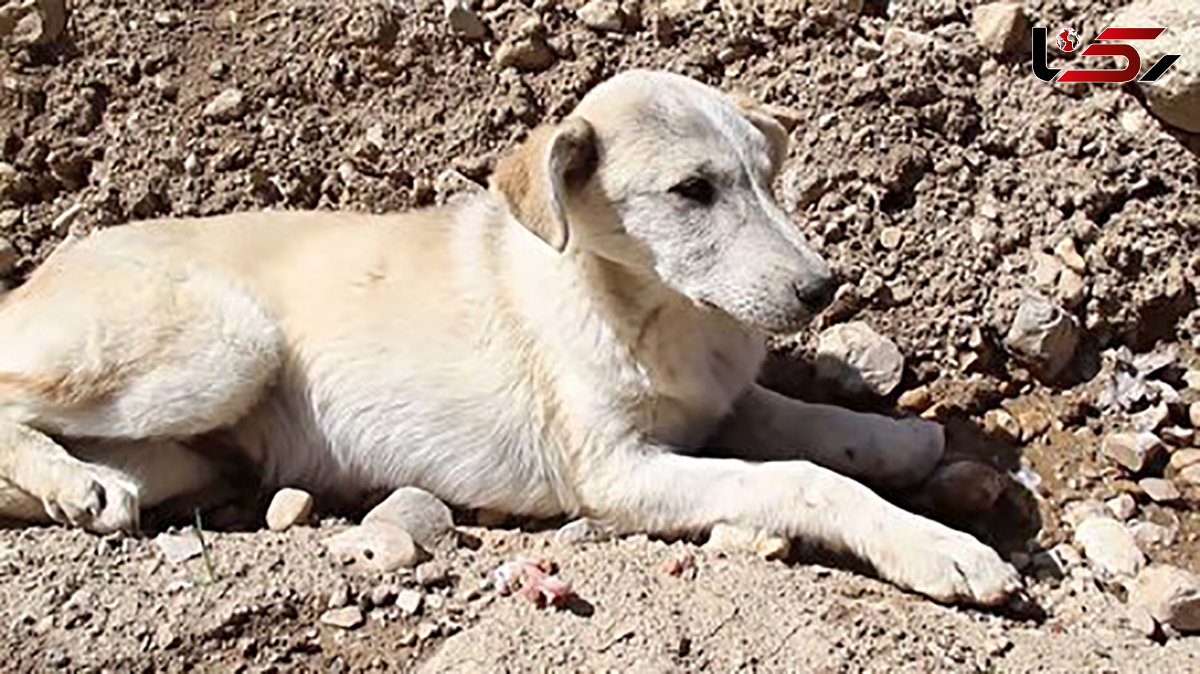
[491,70,834,332]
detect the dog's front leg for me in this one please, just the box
[709,384,943,489]
[579,447,1019,606]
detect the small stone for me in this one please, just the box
[203,88,248,123]
[1181,464,1200,487]
[924,461,1007,514]
[415,559,452,587]
[0,237,17,277]
[1190,402,1200,428]
[1131,403,1171,432]
[1130,521,1174,549]
[395,589,424,615]
[815,321,905,397]
[1131,565,1200,634]
[1128,604,1159,637]
[1106,493,1137,521]
[265,488,314,531]
[319,606,364,630]
[1004,292,1079,381]
[416,621,439,641]
[1139,477,1181,503]
[371,584,399,607]
[704,524,790,561]
[1112,0,1200,133]
[153,531,204,565]
[1063,499,1110,529]
[5,0,67,45]
[878,226,903,250]
[444,0,487,39]
[1101,432,1166,473]
[578,0,626,32]
[1169,449,1200,473]
[982,408,1021,443]
[973,2,1030,55]
[555,518,616,545]
[1160,427,1194,447]
[362,487,456,551]
[896,386,932,413]
[1185,369,1200,391]
[183,153,203,176]
[494,21,555,72]
[323,523,427,572]
[1055,237,1087,274]
[327,581,351,609]
[1074,517,1145,580]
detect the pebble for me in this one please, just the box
[973,2,1030,55]
[183,153,203,176]
[1130,521,1174,548]
[924,461,1006,514]
[1139,477,1180,503]
[0,237,17,277]
[319,606,364,630]
[896,386,932,413]
[416,621,439,641]
[371,584,399,607]
[1101,431,1165,473]
[265,488,314,531]
[1003,292,1079,381]
[1063,499,1110,529]
[815,321,905,397]
[1106,493,1137,520]
[444,0,486,39]
[1181,464,1200,487]
[877,226,903,250]
[1054,237,1087,274]
[203,88,248,123]
[555,518,616,545]
[704,524,790,561]
[494,19,555,72]
[323,523,427,572]
[1190,402,1200,428]
[153,531,204,565]
[578,0,627,32]
[1113,0,1200,133]
[1074,518,1145,580]
[1130,403,1170,432]
[3,0,67,45]
[396,589,424,616]
[1131,565,1200,634]
[362,487,455,551]
[1160,426,1193,447]
[415,559,452,587]
[982,408,1021,443]
[1169,449,1200,473]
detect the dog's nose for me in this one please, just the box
[793,272,836,313]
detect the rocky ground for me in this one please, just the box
[2,0,1200,670]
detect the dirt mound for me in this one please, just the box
[2,0,1200,670]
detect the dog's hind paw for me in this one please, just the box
[40,462,140,534]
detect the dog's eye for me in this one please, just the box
[669,177,715,205]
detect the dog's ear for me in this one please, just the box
[728,92,789,173]
[491,117,598,253]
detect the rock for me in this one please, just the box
[396,589,424,615]
[494,19,555,72]
[0,237,17,277]
[153,531,204,565]
[319,606,364,630]
[973,2,1030,55]
[1169,449,1200,473]
[704,524,790,561]
[924,461,1006,514]
[896,386,933,413]
[2,0,67,45]
[434,169,484,205]
[982,408,1021,443]
[444,0,486,39]
[815,321,905,397]
[1074,518,1145,580]
[555,518,616,545]
[370,584,399,607]
[1130,521,1174,548]
[416,621,439,641]
[578,0,627,32]
[1063,499,1110,529]
[1131,403,1170,432]
[1101,431,1165,473]
[1160,426,1194,447]
[362,487,455,551]
[1106,493,1137,521]
[323,523,427,572]
[1112,1,1200,133]
[327,581,351,609]
[1131,565,1200,634]
[1185,368,1200,391]
[1181,464,1200,487]
[265,488,314,531]
[1055,237,1087,274]
[1004,292,1079,380]
[1190,402,1200,428]
[878,226,903,250]
[203,88,248,123]
[659,0,709,20]
[1140,477,1181,503]
[415,559,452,587]
[184,153,203,176]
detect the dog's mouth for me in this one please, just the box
[694,297,813,334]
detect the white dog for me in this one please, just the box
[0,70,1019,605]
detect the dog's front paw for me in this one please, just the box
[860,417,945,489]
[872,518,1021,606]
[40,462,140,534]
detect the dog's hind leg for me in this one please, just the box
[0,242,282,531]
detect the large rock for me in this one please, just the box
[1131,565,1200,634]
[265,487,314,531]
[1074,518,1145,580]
[815,321,905,397]
[1004,292,1079,380]
[1112,0,1200,133]
[362,487,456,551]
[973,3,1029,55]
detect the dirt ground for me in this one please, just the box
[1,0,1199,671]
